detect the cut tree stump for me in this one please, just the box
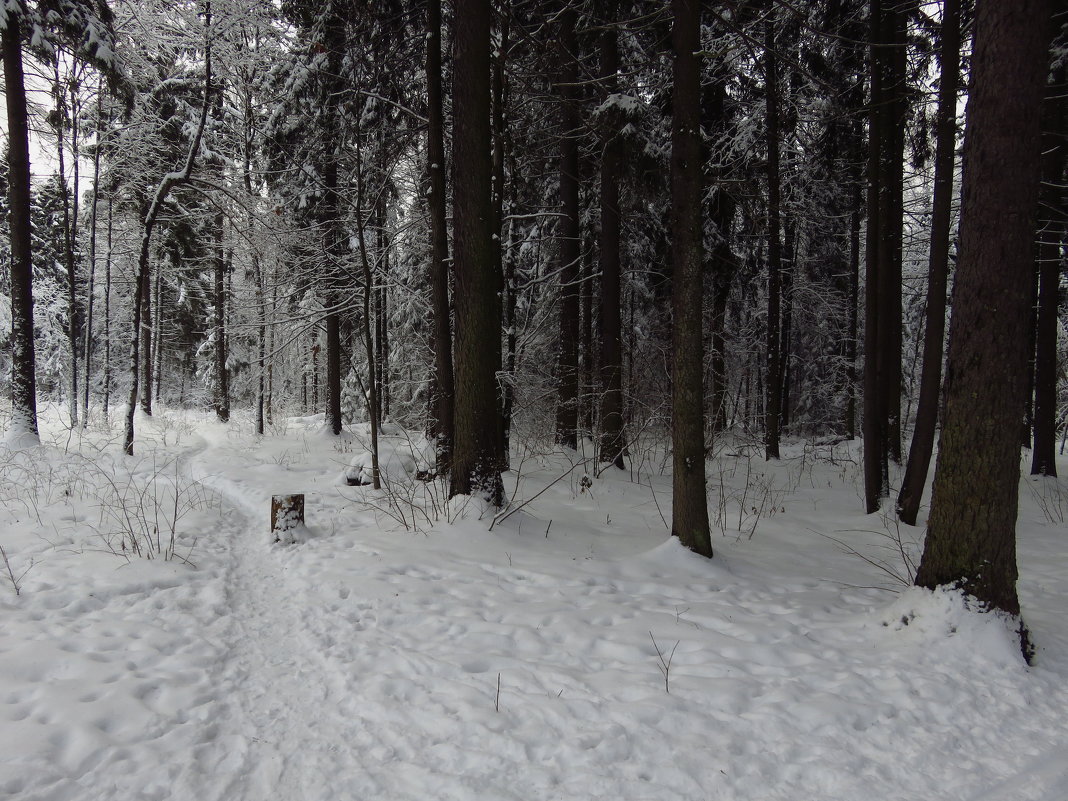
[271,493,304,543]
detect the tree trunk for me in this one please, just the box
[879,1,908,465]
[863,0,889,512]
[449,0,504,505]
[915,0,1053,638]
[2,17,39,443]
[765,14,783,460]
[898,0,962,524]
[102,194,112,421]
[554,6,581,451]
[597,0,626,471]
[82,86,105,428]
[213,211,229,422]
[426,0,454,474]
[53,58,80,427]
[670,0,711,558]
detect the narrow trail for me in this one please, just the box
[185,442,377,801]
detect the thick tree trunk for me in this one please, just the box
[915,0,1053,633]
[554,6,581,451]
[670,0,712,558]
[426,0,454,473]
[2,18,39,443]
[898,0,962,524]
[597,0,626,471]
[449,0,504,505]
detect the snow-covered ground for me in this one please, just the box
[1,405,1066,801]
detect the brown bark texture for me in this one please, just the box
[449,0,505,505]
[914,0,1054,622]
[670,0,712,557]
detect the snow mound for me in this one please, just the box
[873,585,1026,668]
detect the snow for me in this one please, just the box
[1,405,1067,800]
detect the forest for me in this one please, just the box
[1,1,1068,798]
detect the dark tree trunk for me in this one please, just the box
[598,0,626,471]
[2,17,39,442]
[426,0,454,473]
[846,205,860,440]
[915,0,1053,635]
[581,244,595,437]
[449,0,504,505]
[140,263,154,417]
[670,0,711,558]
[320,1,346,437]
[898,0,962,524]
[554,6,581,451]
[863,0,889,512]
[213,211,230,422]
[765,14,783,460]
[492,10,511,470]
[1031,58,1066,477]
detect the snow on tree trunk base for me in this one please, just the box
[271,494,306,545]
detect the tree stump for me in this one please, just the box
[271,494,304,543]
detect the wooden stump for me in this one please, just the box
[271,493,304,543]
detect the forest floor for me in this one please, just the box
[1,405,1067,801]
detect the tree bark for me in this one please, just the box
[897,0,962,524]
[765,13,783,460]
[426,0,454,473]
[2,16,39,443]
[554,6,581,450]
[597,0,626,471]
[914,0,1053,634]
[863,0,889,512]
[670,0,712,558]
[449,0,504,505]
[213,210,229,422]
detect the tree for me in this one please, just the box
[764,9,784,460]
[426,0,454,473]
[2,10,39,444]
[670,0,711,557]
[597,0,626,471]
[449,0,504,505]
[914,0,1054,648]
[897,0,964,524]
[553,5,582,452]
[863,0,909,513]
